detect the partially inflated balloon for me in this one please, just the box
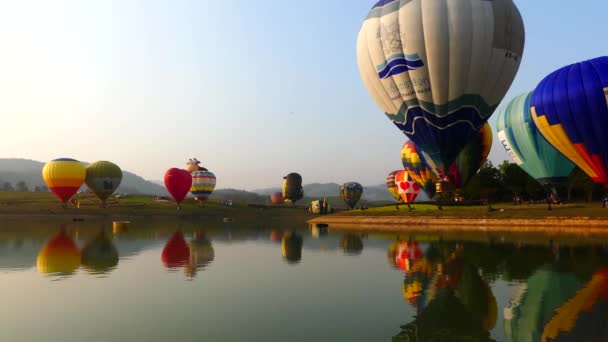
[37,229,80,275]
[161,231,190,268]
[340,182,363,209]
[85,161,122,205]
[421,123,492,189]
[497,91,575,188]
[395,170,421,203]
[401,141,438,197]
[531,57,608,186]
[164,168,192,206]
[42,158,86,203]
[386,170,403,203]
[271,192,284,204]
[190,171,216,201]
[282,173,303,204]
[357,0,525,175]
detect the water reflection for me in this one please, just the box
[36,228,81,276]
[161,231,190,269]
[81,229,119,274]
[310,223,328,239]
[340,234,363,255]
[185,230,214,278]
[281,232,302,264]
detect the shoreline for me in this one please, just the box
[307,215,608,234]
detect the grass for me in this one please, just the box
[0,192,313,221]
[336,202,608,219]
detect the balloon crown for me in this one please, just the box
[188,158,201,166]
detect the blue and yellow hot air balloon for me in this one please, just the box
[496,91,575,191]
[357,0,525,176]
[531,57,608,187]
[401,141,438,197]
[190,171,216,202]
[42,158,86,204]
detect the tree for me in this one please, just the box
[2,182,14,192]
[499,161,527,198]
[463,161,503,203]
[15,181,29,192]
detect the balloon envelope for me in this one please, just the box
[340,182,363,209]
[282,173,303,203]
[85,161,122,204]
[164,168,192,205]
[395,170,422,203]
[401,141,438,196]
[386,170,403,203]
[496,91,575,187]
[271,192,284,204]
[189,171,216,201]
[531,57,608,186]
[357,0,525,174]
[42,158,86,203]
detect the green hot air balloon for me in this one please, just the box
[339,182,363,209]
[496,91,575,193]
[85,161,123,206]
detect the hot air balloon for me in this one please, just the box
[531,57,608,187]
[164,168,192,209]
[80,230,119,274]
[395,170,422,204]
[357,0,525,178]
[282,173,303,204]
[386,170,403,203]
[340,182,363,209]
[161,231,190,269]
[271,192,284,204]
[496,91,576,193]
[42,158,86,205]
[190,171,216,202]
[281,232,303,264]
[186,158,208,172]
[85,161,123,206]
[37,229,81,275]
[401,142,438,197]
[419,123,493,190]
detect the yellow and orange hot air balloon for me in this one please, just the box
[37,229,81,275]
[42,158,86,204]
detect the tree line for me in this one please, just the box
[461,161,604,203]
[0,181,49,192]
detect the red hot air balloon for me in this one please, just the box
[164,168,192,209]
[161,231,190,268]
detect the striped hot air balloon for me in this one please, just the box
[386,170,403,203]
[42,158,86,204]
[190,171,216,202]
[401,141,438,197]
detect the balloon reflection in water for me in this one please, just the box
[395,241,424,272]
[269,230,283,242]
[161,231,190,269]
[309,224,328,239]
[37,228,81,276]
[80,230,119,274]
[387,241,399,269]
[184,231,215,278]
[281,232,303,264]
[340,234,363,255]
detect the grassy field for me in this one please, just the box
[0,192,313,221]
[337,202,608,219]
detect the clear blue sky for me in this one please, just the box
[1,0,607,190]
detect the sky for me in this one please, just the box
[1,0,607,190]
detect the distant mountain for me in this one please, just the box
[0,158,167,195]
[209,189,268,203]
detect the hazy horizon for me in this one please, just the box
[2,0,607,191]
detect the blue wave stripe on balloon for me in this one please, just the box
[377,58,424,79]
[372,0,398,9]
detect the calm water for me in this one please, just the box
[1,219,607,341]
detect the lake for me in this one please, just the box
[0,218,607,341]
